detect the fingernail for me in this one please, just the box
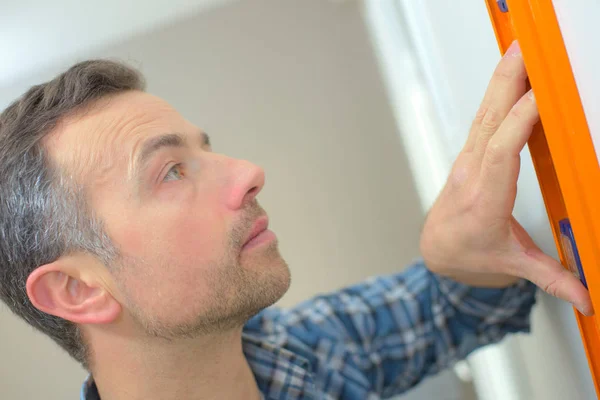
[505,40,521,57]
[575,303,593,317]
[528,89,535,102]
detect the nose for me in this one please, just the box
[222,157,265,210]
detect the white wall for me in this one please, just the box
[0,1,475,399]
[363,0,597,399]
[0,0,232,87]
[554,0,600,166]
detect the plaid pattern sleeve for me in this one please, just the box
[243,260,537,399]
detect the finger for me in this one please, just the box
[463,41,528,155]
[520,251,593,316]
[479,89,539,195]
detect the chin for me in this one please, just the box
[256,256,291,304]
[239,253,291,315]
[166,246,291,337]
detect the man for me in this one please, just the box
[0,40,591,400]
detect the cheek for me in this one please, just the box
[156,184,231,265]
[160,210,228,266]
[100,180,234,319]
[112,188,229,265]
[116,207,231,322]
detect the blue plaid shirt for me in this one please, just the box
[82,261,537,399]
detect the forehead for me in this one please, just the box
[45,91,190,182]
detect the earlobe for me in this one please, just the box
[26,263,121,325]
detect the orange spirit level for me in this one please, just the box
[485,0,600,396]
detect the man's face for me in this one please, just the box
[46,91,291,338]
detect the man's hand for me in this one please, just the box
[420,41,593,316]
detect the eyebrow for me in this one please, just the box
[133,131,210,181]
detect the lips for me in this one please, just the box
[243,215,269,247]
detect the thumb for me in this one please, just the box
[520,251,593,316]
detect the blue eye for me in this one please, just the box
[163,163,184,182]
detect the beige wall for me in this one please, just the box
[0,1,472,399]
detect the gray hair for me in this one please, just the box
[0,60,146,368]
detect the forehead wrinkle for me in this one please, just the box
[71,116,126,186]
[99,113,157,183]
[45,92,184,191]
[126,130,154,184]
[89,107,173,187]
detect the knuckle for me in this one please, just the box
[484,142,506,166]
[448,165,469,189]
[512,97,539,124]
[448,155,477,189]
[493,63,515,81]
[464,188,482,212]
[474,106,488,123]
[509,103,522,119]
[493,58,526,82]
[543,278,561,298]
[476,106,501,132]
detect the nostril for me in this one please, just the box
[239,186,260,209]
[247,186,259,197]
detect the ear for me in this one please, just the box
[26,262,121,325]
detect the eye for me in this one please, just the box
[163,163,185,182]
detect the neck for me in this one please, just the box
[89,326,260,400]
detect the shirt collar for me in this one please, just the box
[242,332,316,399]
[81,374,99,400]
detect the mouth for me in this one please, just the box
[242,215,276,251]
